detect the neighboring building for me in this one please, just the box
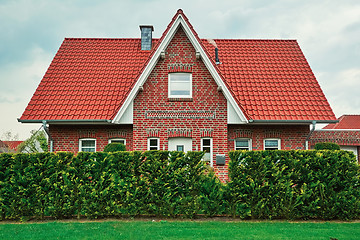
[310,115,360,162]
[0,140,23,153]
[19,10,336,181]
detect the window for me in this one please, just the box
[109,138,126,146]
[176,145,184,152]
[235,138,252,150]
[79,138,96,152]
[148,138,159,150]
[201,138,212,166]
[264,139,281,150]
[168,73,192,98]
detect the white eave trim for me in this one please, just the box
[112,13,248,124]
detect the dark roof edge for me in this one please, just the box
[248,119,339,124]
[18,119,112,124]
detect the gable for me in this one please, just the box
[112,10,248,124]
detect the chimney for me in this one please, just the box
[140,25,154,50]
[215,48,220,64]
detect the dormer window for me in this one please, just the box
[168,73,192,98]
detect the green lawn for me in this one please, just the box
[1,220,359,240]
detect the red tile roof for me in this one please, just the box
[323,115,360,129]
[2,141,23,151]
[20,9,336,123]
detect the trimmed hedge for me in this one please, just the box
[103,143,126,152]
[315,142,340,150]
[228,150,360,220]
[0,150,359,221]
[0,151,223,220]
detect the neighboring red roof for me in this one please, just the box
[20,9,336,123]
[2,141,23,151]
[323,115,360,129]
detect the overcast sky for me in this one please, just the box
[1,0,359,139]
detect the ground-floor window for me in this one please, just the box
[264,139,281,150]
[148,138,160,150]
[79,138,96,152]
[201,138,212,166]
[235,138,252,150]
[109,138,126,145]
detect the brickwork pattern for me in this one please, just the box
[228,125,310,151]
[49,125,133,153]
[133,27,229,181]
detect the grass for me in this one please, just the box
[1,220,359,239]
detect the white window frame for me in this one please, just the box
[79,138,96,152]
[168,72,192,98]
[235,138,252,150]
[264,138,281,150]
[201,138,213,167]
[148,138,160,150]
[108,138,126,146]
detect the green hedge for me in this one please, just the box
[314,142,340,150]
[103,143,126,152]
[228,150,360,220]
[0,150,359,221]
[0,151,223,220]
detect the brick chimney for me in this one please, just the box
[140,25,154,50]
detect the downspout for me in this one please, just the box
[305,121,316,150]
[42,120,54,152]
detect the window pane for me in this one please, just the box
[265,140,278,148]
[170,82,190,96]
[150,139,158,146]
[236,140,249,148]
[202,139,211,146]
[150,147,158,150]
[111,139,125,145]
[202,147,211,153]
[82,140,95,147]
[176,145,184,151]
[82,147,95,152]
[170,73,190,82]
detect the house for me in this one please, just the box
[310,115,360,163]
[19,9,337,181]
[0,140,23,153]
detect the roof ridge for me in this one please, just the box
[202,38,298,41]
[64,38,142,40]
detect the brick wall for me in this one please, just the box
[49,124,133,153]
[310,130,360,146]
[310,130,360,163]
[133,26,229,181]
[228,124,310,151]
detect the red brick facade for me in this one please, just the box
[49,125,133,153]
[132,27,229,181]
[228,125,309,151]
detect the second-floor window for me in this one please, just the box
[168,73,192,98]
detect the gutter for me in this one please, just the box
[42,121,54,152]
[305,121,317,150]
[248,119,338,124]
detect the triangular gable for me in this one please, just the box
[112,9,248,124]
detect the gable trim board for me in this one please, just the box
[112,11,248,125]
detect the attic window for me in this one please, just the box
[168,73,192,98]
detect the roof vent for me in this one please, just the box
[140,25,154,50]
[215,48,221,64]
